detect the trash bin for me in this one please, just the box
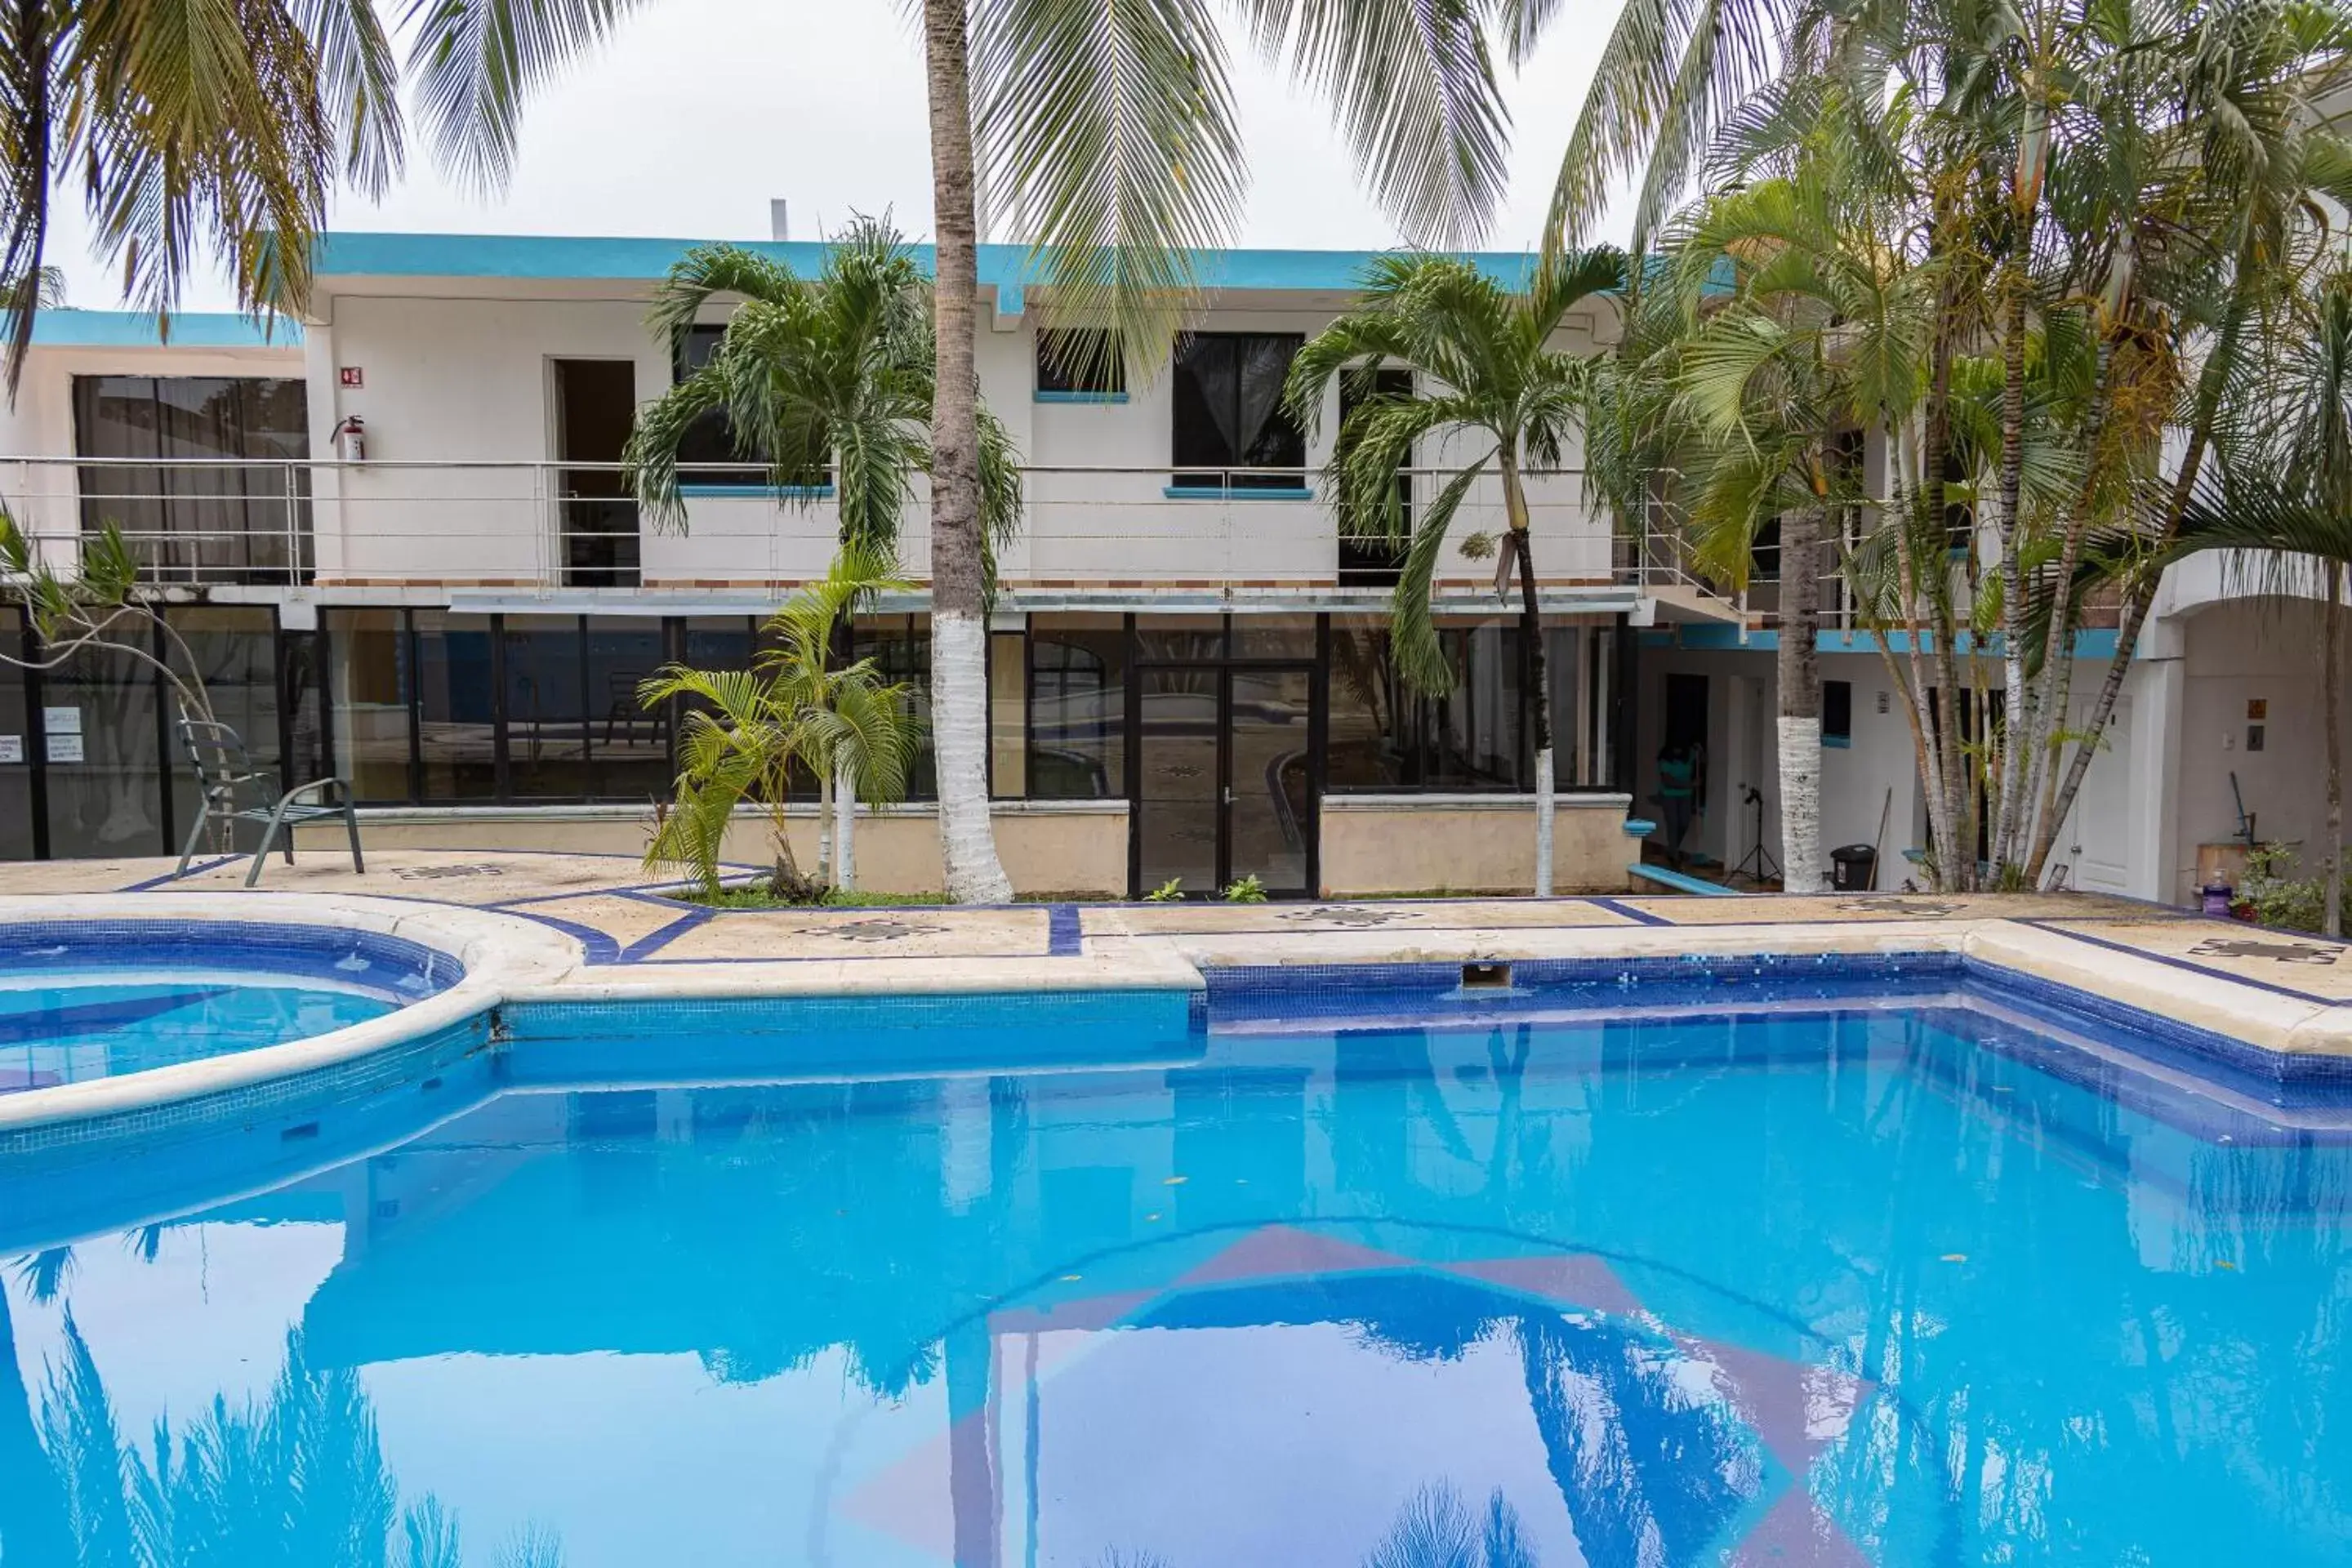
[1829,844,1878,892]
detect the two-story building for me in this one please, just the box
[0,229,2327,903]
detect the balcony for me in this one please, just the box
[0,457,1670,606]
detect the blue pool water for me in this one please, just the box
[0,978,399,1092]
[2,975,2349,1566]
[0,920,460,1094]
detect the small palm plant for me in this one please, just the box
[640,545,918,902]
[1286,249,1628,895]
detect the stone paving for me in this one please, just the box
[21,849,2336,1031]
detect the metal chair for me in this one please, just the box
[175,717,364,886]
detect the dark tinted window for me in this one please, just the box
[1036,330,1125,395]
[1824,679,1852,746]
[672,324,769,485]
[1171,333,1305,488]
[73,376,311,585]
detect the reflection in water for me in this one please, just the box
[1364,1484,1535,1568]
[15,1315,564,1568]
[3,1001,2351,1566]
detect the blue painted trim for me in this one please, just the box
[1626,863,1743,897]
[1047,904,1084,956]
[1663,622,2123,661]
[1163,485,1315,501]
[1822,734,1852,749]
[676,483,834,499]
[26,310,299,350]
[1034,390,1129,403]
[315,232,1610,296]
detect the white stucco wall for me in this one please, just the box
[2169,595,2347,899]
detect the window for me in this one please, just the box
[1170,333,1306,490]
[329,609,413,802]
[991,630,1027,796]
[73,376,311,585]
[1036,330,1125,399]
[851,614,936,799]
[672,324,772,487]
[503,615,589,799]
[1325,615,1616,793]
[413,611,498,800]
[1337,368,1414,584]
[1028,614,1125,799]
[1824,679,1852,748]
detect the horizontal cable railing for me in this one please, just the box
[0,456,1713,599]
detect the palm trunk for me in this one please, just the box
[1503,454,1555,896]
[1993,280,2030,872]
[2034,286,2242,882]
[835,755,858,893]
[817,760,835,889]
[2328,562,2343,938]
[1922,305,1972,889]
[920,0,1014,905]
[1889,499,1957,885]
[2019,332,2118,881]
[1777,501,1825,890]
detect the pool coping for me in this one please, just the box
[6,890,2352,1142]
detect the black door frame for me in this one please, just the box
[1126,613,1325,898]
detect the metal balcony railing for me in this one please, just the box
[0,455,1724,603]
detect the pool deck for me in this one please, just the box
[7,847,2352,1061]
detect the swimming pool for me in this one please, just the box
[1,960,2346,1566]
[0,921,459,1096]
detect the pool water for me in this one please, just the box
[0,978,399,1092]
[2,991,2348,1566]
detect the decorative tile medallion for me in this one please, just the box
[1276,906,1406,929]
[391,863,509,882]
[2186,936,2343,966]
[798,918,952,943]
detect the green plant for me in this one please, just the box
[1286,248,1627,898]
[639,544,917,902]
[2235,842,2352,935]
[1143,877,1184,902]
[1221,875,1268,904]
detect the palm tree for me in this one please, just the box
[2167,268,2352,936]
[624,219,1024,575]
[403,0,1544,904]
[0,0,401,392]
[639,544,920,903]
[1285,249,1627,895]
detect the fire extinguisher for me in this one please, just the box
[332,415,367,463]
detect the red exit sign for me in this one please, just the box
[339,367,364,388]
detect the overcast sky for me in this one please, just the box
[42,0,1626,314]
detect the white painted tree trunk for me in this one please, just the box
[932,609,1013,903]
[816,763,835,890]
[1534,745,1555,897]
[1777,715,1824,892]
[835,755,858,894]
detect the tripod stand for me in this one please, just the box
[1728,782,1781,889]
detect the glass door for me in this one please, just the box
[1137,665,1220,895]
[1135,661,1316,898]
[1226,666,1313,895]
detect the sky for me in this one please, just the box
[40,0,1628,315]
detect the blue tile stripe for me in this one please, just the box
[1048,904,1084,956]
[1585,896,1673,927]
[120,858,235,891]
[618,906,711,962]
[0,919,461,1000]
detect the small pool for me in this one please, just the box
[0,921,460,1095]
[0,960,2346,1566]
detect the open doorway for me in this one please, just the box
[553,359,639,588]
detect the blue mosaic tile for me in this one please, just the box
[0,918,463,1001]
